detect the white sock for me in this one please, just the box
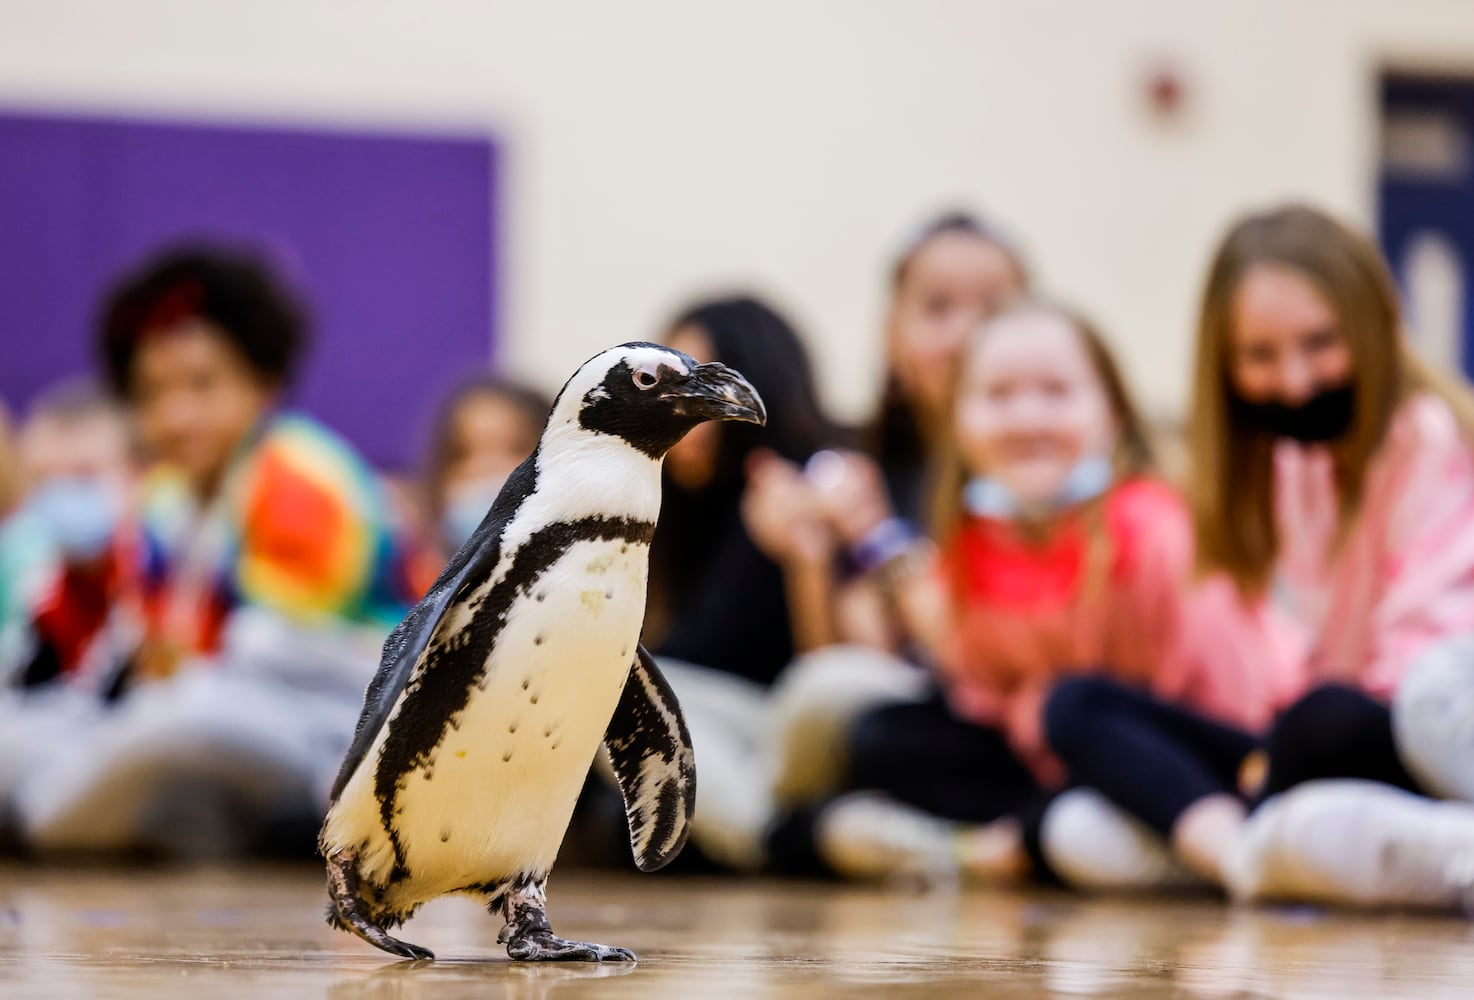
[1226,779,1474,910]
[1041,788,1203,892]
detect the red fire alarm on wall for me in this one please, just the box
[1141,57,1191,123]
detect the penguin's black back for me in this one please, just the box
[329,450,541,801]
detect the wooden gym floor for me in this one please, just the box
[1,863,1471,998]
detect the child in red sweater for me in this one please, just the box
[802,302,1286,882]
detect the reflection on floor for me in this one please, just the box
[1,864,1471,998]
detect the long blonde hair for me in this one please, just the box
[928,301,1156,541]
[1188,203,1474,593]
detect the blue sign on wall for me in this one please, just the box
[1379,76,1474,380]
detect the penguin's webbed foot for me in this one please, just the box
[367,932,436,962]
[496,873,637,964]
[326,850,436,962]
[498,926,636,963]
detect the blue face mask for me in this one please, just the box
[963,454,1114,522]
[26,477,123,561]
[440,477,507,553]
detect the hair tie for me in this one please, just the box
[139,279,205,336]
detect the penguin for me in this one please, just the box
[319,342,765,963]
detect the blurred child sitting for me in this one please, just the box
[8,245,419,858]
[0,382,135,685]
[782,303,1285,884]
[730,213,1034,866]
[0,382,138,838]
[421,374,550,564]
[611,295,852,871]
[2,380,136,689]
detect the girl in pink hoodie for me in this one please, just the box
[1043,205,1474,905]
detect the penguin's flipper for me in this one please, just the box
[602,645,696,872]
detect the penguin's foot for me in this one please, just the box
[326,850,436,962]
[359,927,436,962]
[498,927,636,963]
[496,873,637,964]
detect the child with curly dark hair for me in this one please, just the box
[7,244,421,859]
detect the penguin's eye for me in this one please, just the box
[633,369,659,390]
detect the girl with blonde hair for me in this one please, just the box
[789,301,1282,883]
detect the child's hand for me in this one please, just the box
[806,450,895,546]
[742,450,834,567]
[1005,682,1069,788]
[1003,681,1049,761]
[133,636,184,682]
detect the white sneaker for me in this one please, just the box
[815,792,960,884]
[1041,787,1204,892]
[1445,847,1474,916]
[1226,779,1474,911]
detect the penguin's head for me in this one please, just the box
[551,342,767,459]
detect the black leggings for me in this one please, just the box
[1261,683,1423,797]
[846,693,1044,823]
[766,692,1056,879]
[1042,677,1258,836]
[1042,677,1425,840]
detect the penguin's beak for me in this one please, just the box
[669,363,767,426]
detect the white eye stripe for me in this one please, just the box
[621,346,689,376]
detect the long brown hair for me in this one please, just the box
[1188,203,1474,593]
[928,300,1156,540]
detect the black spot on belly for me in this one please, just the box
[604,589,613,599]
[440,829,451,843]
[509,721,519,734]
[620,545,628,554]
[534,635,544,646]
[502,750,513,762]
[535,592,546,603]
[521,678,531,691]
[530,693,540,705]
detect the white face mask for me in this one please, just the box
[440,475,508,552]
[963,453,1114,522]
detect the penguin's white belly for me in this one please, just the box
[351,537,648,899]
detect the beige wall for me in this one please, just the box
[3,0,1474,423]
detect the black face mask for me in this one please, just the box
[1229,384,1355,443]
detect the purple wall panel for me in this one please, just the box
[0,109,497,469]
